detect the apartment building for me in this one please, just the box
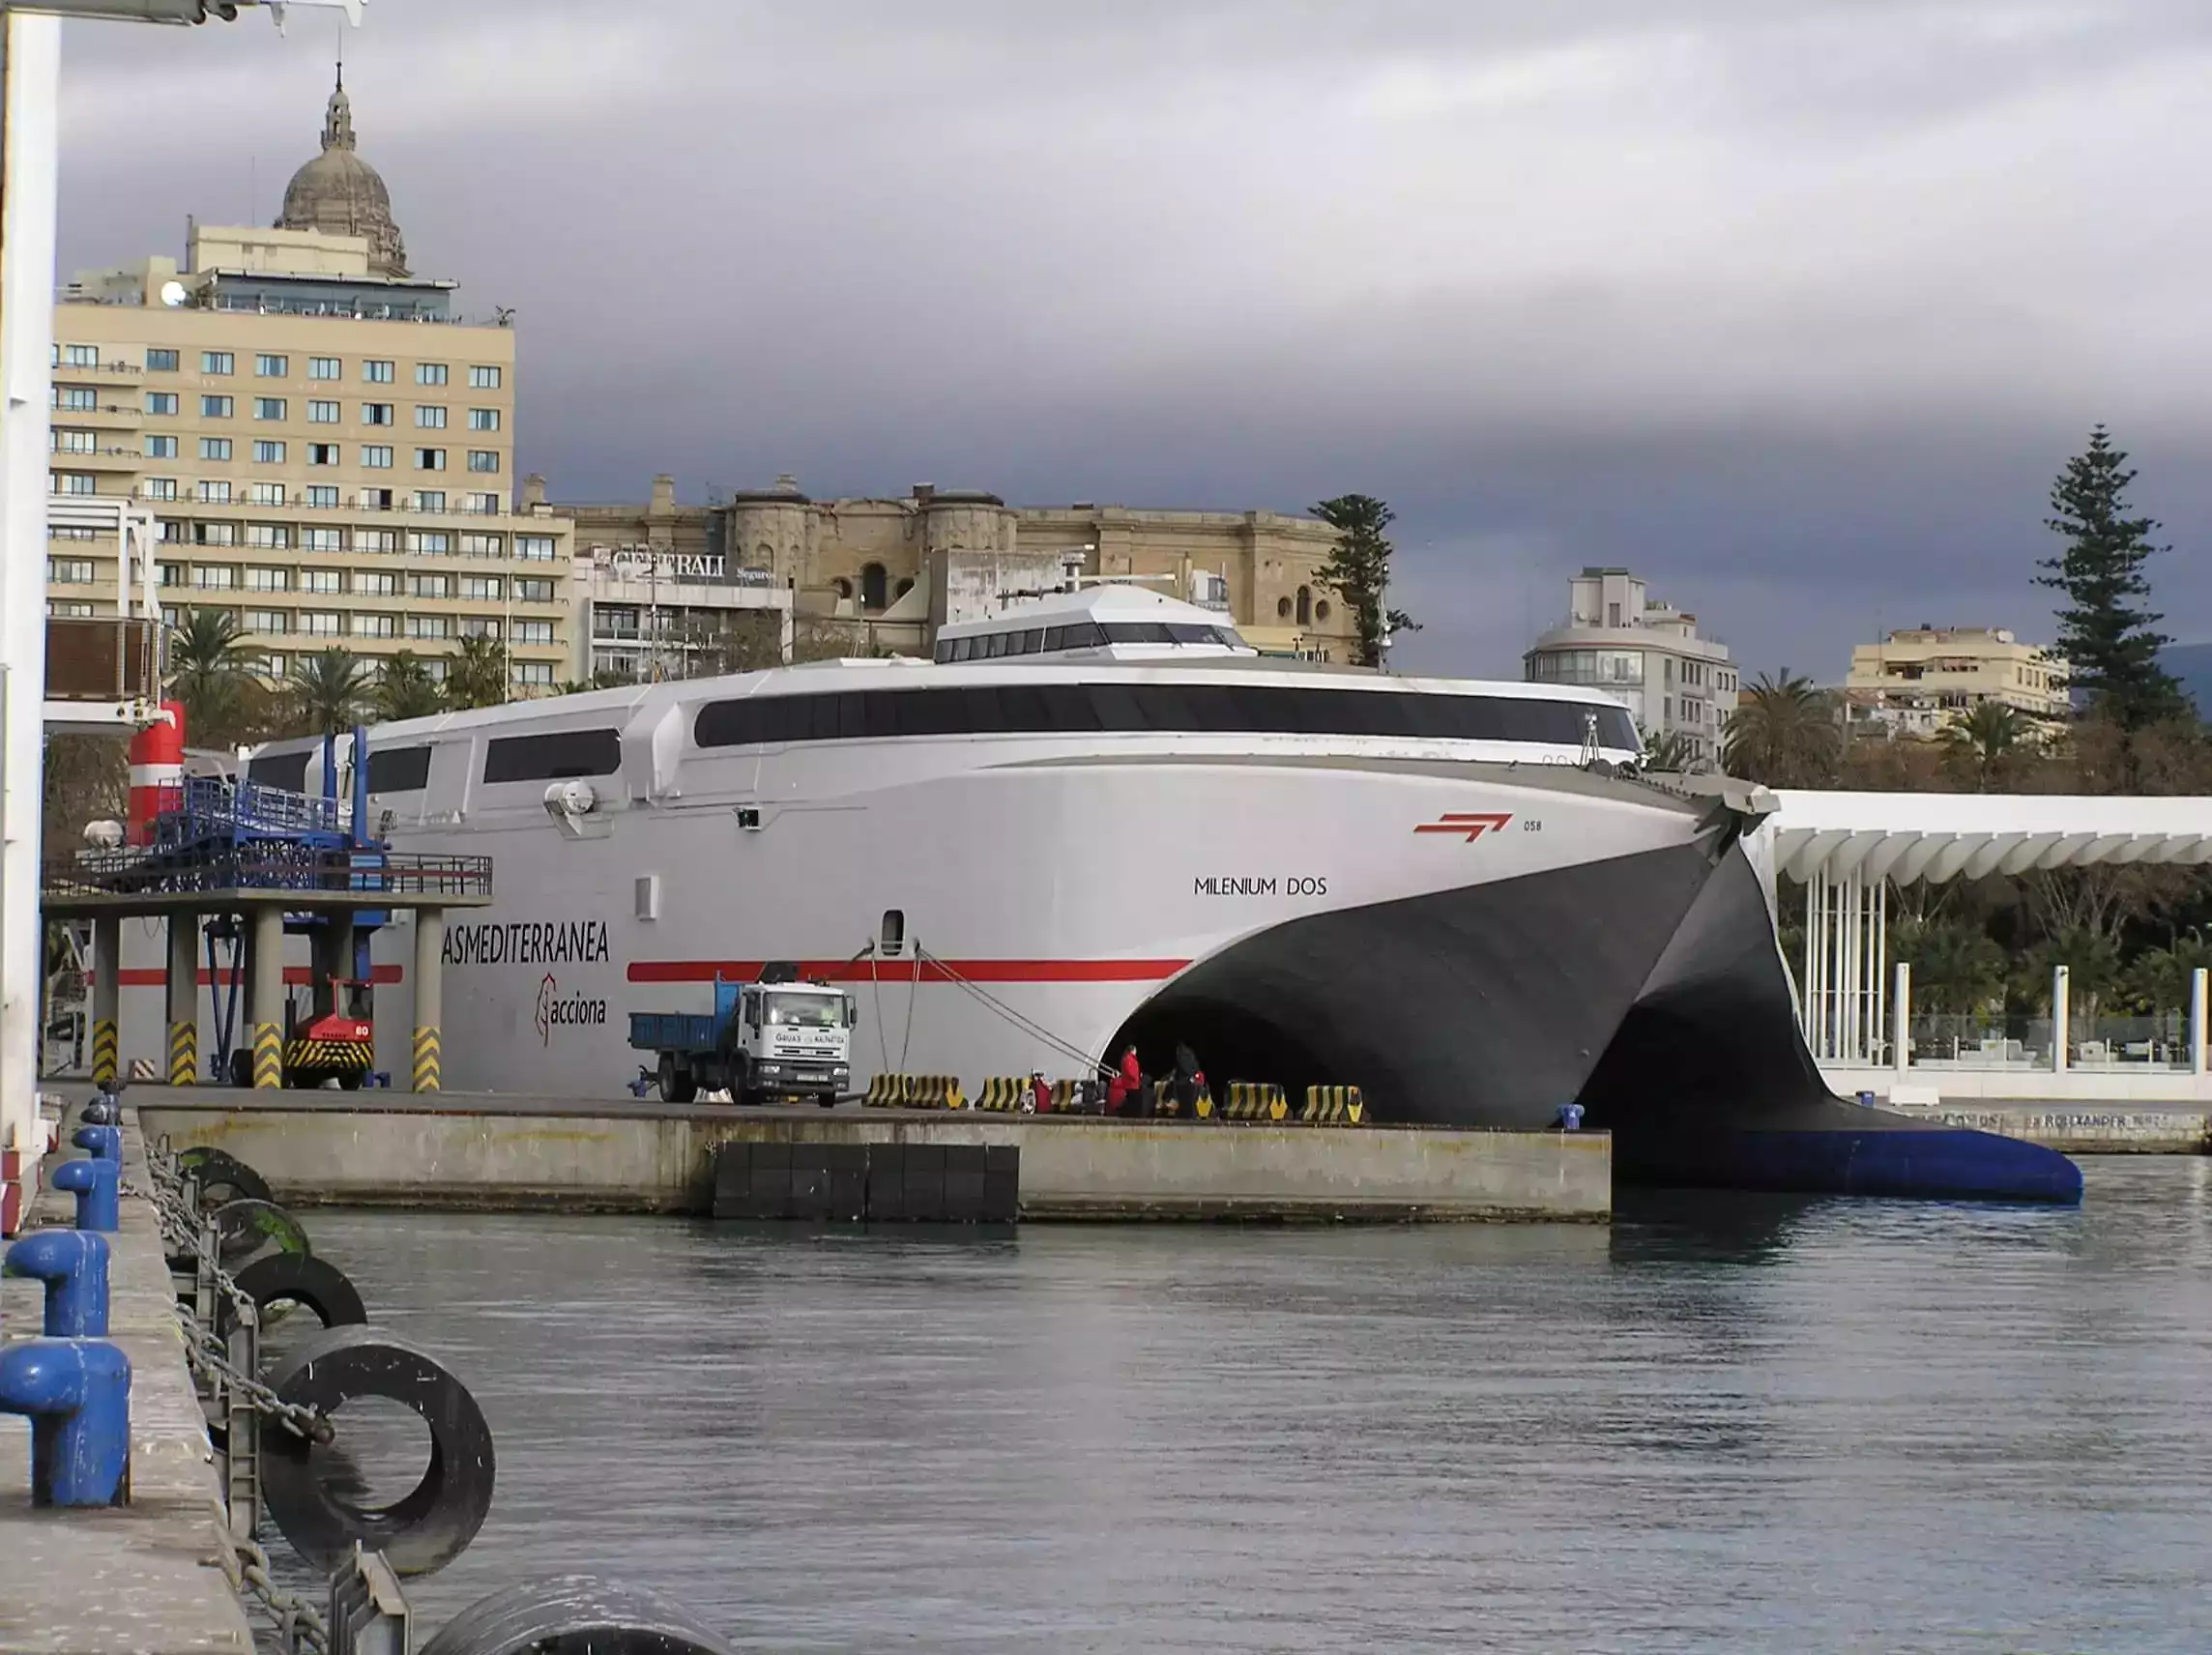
[1842,626,2069,737]
[45,77,572,691]
[1523,568,1739,766]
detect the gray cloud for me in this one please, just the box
[50,0,2212,680]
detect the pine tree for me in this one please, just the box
[1311,494,1418,668]
[2035,425,2187,730]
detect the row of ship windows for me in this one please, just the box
[932,621,1246,662]
[49,522,559,558]
[93,392,505,429]
[64,434,504,470]
[56,344,503,389]
[250,727,609,795]
[693,682,1643,751]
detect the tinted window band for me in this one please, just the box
[247,750,310,792]
[366,745,432,793]
[695,684,1636,753]
[481,728,623,783]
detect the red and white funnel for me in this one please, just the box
[125,701,186,846]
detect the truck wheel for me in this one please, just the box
[733,1057,758,1108]
[666,1067,699,1105]
[336,1071,362,1091]
[815,1091,837,1109]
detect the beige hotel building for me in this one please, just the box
[44,77,572,693]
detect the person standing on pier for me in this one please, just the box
[1110,1046,1143,1115]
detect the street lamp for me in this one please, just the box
[0,0,364,1230]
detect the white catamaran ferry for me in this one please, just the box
[231,582,1779,1130]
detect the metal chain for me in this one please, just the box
[175,1319,333,1443]
[220,1533,331,1655]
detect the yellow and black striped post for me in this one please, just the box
[166,1022,197,1087]
[411,1026,441,1093]
[90,1020,118,1087]
[251,1022,283,1089]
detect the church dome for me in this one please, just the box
[277,73,408,277]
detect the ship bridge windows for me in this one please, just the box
[695,682,1639,752]
[367,745,431,793]
[481,728,624,784]
[933,620,1245,663]
[247,749,311,792]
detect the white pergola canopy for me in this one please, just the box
[1761,792,2212,887]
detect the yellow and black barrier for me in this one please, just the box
[166,1021,197,1087]
[412,1026,441,1092]
[251,1022,282,1089]
[905,1074,966,1111]
[864,1073,907,1107]
[1220,1081,1288,1121]
[975,1076,1032,1112]
[1301,1085,1367,1125]
[288,1038,372,1075]
[90,1019,118,1087]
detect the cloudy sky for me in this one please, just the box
[53,0,2212,680]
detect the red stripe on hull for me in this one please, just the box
[106,965,404,988]
[626,958,1188,985]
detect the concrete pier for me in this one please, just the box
[90,915,119,1087]
[129,1089,1609,1222]
[247,906,283,1090]
[0,1113,256,1654]
[163,914,197,1087]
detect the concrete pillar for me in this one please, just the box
[1893,961,1911,1078]
[249,905,285,1089]
[2052,964,2070,1074]
[2192,968,2207,1078]
[165,912,199,1086]
[411,907,445,1093]
[90,915,120,1086]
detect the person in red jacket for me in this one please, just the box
[1108,1045,1143,1115]
[1030,1071,1052,1114]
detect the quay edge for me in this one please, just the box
[128,1090,1611,1222]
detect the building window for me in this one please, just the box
[308,443,340,467]
[53,387,97,412]
[48,525,96,541]
[201,351,234,376]
[302,568,342,594]
[515,535,556,562]
[1316,599,1331,622]
[245,566,288,590]
[244,608,289,633]
[859,562,888,610]
[466,450,500,474]
[414,491,447,513]
[308,400,339,423]
[142,479,178,502]
[1296,586,1312,626]
[245,525,290,550]
[200,437,233,461]
[50,429,96,454]
[359,488,394,512]
[253,397,286,421]
[302,528,343,554]
[459,534,503,557]
[144,434,178,459]
[460,576,502,600]
[512,619,554,646]
[363,360,394,384]
[309,357,341,380]
[252,440,286,464]
[355,613,397,639]
[52,473,97,496]
[147,348,180,372]
[47,599,98,619]
[407,531,451,556]
[362,446,393,469]
[511,661,554,688]
[356,569,398,595]
[459,617,501,639]
[469,365,501,390]
[247,482,285,508]
[415,405,448,429]
[407,614,451,640]
[463,492,500,514]
[301,488,336,513]
[256,354,288,377]
[157,523,184,545]
[297,611,341,637]
[190,563,235,586]
[416,363,449,387]
[145,391,179,416]
[197,481,232,505]
[201,394,233,419]
[363,402,393,426]
[193,522,237,547]
[55,343,97,368]
[467,408,501,432]
[47,558,95,585]
[408,573,450,598]
[158,563,184,586]
[414,448,447,472]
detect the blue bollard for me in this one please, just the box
[51,1158,120,1234]
[1554,1103,1586,1131]
[72,1123,121,1164]
[4,1231,110,1336]
[1855,1089,1877,1109]
[0,1339,131,1506]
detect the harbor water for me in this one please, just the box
[275,1157,2212,1653]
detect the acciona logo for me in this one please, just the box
[534,973,608,1047]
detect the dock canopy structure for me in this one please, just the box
[1754,792,2212,1065]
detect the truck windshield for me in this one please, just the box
[765,993,842,1028]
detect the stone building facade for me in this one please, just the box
[550,475,1356,674]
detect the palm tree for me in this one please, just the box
[282,648,369,739]
[371,652,446,723]
[445,635,509,710]
[1938,700,2028,792]
[165,607,256,744]
[1642,728,1703,773]
[1723,671,1841,787]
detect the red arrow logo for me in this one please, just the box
[1414,812,1514,843]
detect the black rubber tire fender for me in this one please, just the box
[228,1250,367,1332]
[176,1147,275,1208]
[419,1576,736,1655]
